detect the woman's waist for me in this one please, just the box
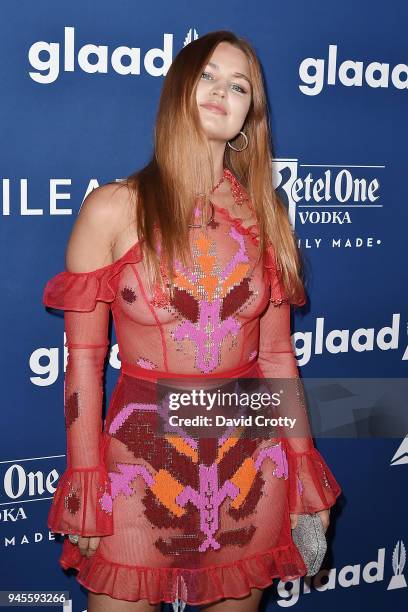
[120,357,259,388]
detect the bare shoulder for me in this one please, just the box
[65,181,138,273]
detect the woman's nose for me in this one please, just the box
[211,81,227,97]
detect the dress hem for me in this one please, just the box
[58,538,307,606]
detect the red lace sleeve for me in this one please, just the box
[43,243,144,536]
[43,266,120,537]
[264,244,307,307]
[257,283,341,515]
[42,240,143,312]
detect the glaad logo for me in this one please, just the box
[28,27,200,84]
[387,540,407,590]
[183,28,199,46]
[28,26,174,84]
[299,44,408,96]
[277,542,406,605]
[293,314,401,368]
[390,435,408,466]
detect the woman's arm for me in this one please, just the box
[257,299,342,515]
[45,185,125,536]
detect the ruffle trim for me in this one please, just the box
[212,203,297,307]
[58,538,308,606]
[213,203,306,308]
[285,444,342,515]
[43,240,144,312]
[48,466,114,537]
[212,201,260,244]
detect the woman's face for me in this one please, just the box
[195,42,252,144]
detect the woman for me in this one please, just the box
[43,31,341,612]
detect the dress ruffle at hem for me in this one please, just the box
[58,537,308,606]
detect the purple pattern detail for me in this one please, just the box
[255,444,288,479]
[220,227,249,279]
[136,358,157,369]
[172,228,250,374]
[174,442,288,552]
[173,298,240,374]
[105,393,290,553]
[176,462,239,552]
[108,402,158,435]
[100,462,154,513]
[297,475,303,496]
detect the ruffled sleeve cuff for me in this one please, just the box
[286,446,342,514]
[47,465,114,537]
[42,240,143,312]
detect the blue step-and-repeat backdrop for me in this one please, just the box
[1,1,407,611]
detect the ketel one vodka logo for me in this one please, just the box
[387,540,407,590]
[271,157,381,232]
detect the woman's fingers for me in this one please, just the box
[77,536,101,558]
[317,509,330,532]
[77,536,88,556]
[290,513,298,529]
[87,536,101,557]
[290,509,331,531]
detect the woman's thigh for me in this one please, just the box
[87,592,161,612]
[199,587,264,611]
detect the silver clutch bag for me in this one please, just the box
[291,513,327,576]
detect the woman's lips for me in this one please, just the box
[200,103,227,115]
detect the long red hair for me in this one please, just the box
[115,30,306,307]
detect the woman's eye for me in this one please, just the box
[201,71,247,94]
[231,83,247,94]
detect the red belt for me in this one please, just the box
[121,357,259,382]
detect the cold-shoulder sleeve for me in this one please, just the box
[43,243,143,536]
[258,254,341,515]
[44,267,113,536]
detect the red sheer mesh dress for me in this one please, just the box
[43,169,341,607]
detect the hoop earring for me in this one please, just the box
[227,131,248,152]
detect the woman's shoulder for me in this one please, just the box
[65,181,138,273]
[43,181,142,311]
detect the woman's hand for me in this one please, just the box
[290,508,330,532]
[77,536,101,558]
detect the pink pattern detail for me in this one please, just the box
[100,463,154,513]
[176,463,239,552]
[108,402,158,435]
[174,442,288,553]
[172,227,250,373]
[220,227,249,278]
[136,358,157,369]
[255,444,288,479]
